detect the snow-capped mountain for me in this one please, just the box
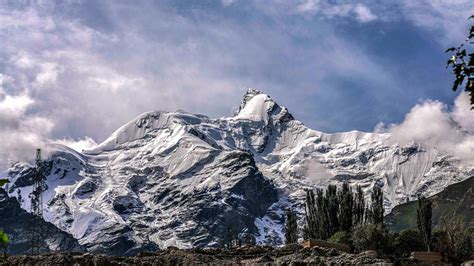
[4,89,473,254]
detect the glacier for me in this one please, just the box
[3,89,473,254]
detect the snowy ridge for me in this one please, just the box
[5,89,473,254]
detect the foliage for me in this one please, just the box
[304,188,331,240]
[0,230,9,259]
[285,209,298,244]
[338,183,353,232]
[353,185,365,226]
[326,185,340,236]
[435,216,472,264]
[446,15,474,106]
[351,224,390,254]
[304,183,384,242]
[393,230,426,258]
[370,185,384,226]
[0,179,8,187]
[329,231,352,246]
[416,196,432,251]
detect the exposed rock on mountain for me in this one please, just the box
[0,188,84,254]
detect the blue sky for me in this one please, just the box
[0,0,474,167]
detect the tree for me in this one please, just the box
[353,185,365,226]
[416,196,432,251]
[0,179,8,187]
[436,216,472,264]
[285,209,298,244]
[446,15,474,106]
[394,230,426,258]
[326,185,340,236]
[316,188,331,239]
[329,231,352,246]
[304,189,318,239]
[370,186,384,226]
[338,183,353,232]
[0,230,9,260]
[352,224,390,254]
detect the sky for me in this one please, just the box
[1,0,474,170]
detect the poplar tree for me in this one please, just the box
[304,190,318,239]
[353,185,365,226]
[285,209,298,244]
[316,188,331,239]
[338,183,353,232]
[371,185,384,226]
[326,185,340,235]
[416,196,432,251]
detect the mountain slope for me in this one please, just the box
[386,176,474,232]
[0,188,85,254]
[4,89,473,254]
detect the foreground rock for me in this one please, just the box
[1,246,388,265]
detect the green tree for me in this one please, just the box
[352,224,390,254]
[0,230,9,260]
[285,209,298,244]
[446,15,474,106]
[304,189,318,239]
[0,179,8,187]
[416,196,432,252]
[353,185,365,226]
[317,188,331,239]
[329,230,352,246]
[370,186,384,226]
[394,230,426,258]
[338,183,353,232]
[326,185,340,236]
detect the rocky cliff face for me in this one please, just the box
[0,188,84,254]
[3,89,473,255]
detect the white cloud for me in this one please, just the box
[55,137,97,152]
[353,4,377,23]
[272,0,377,23]
[221,0,237,7]
[0,93,54,173]
[386,92,474,162]
[399,0,474,45]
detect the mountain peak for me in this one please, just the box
[233,88,293,123]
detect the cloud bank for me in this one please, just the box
[0,1,473,172]
[378,92,474,162]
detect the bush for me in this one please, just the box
[435,217,472,264]
[394,229,426,258]
[351,224,391,254]
[329,231,352,246]
[0,230,9,259]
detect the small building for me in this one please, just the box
[410,252,443,263]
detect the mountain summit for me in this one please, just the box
[234,89,293,124]
[4,89,473,255]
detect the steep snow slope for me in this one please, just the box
[4,89,473,253]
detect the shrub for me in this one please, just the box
[0,230,9,260]
[329,231,352,246]
[394,229,426,258]
[352,224,390,254]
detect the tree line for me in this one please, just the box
[284,183,472,264]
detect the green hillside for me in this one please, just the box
[386,176,474,232]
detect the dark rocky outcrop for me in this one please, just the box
[0,188,85,254]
